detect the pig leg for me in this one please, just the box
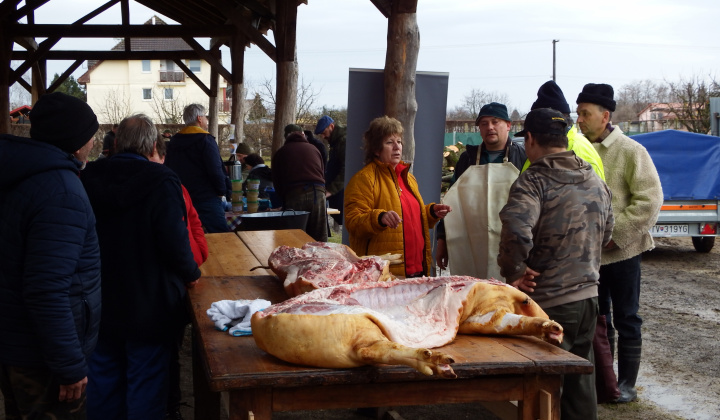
[459,308,564,345]
[355,339,457,379]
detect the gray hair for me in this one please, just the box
[183,103,206,126]
[115,114,158,157]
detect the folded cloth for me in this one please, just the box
[207,299,272,336]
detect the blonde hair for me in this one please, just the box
[363,116,403,165]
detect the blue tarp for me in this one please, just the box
[630,130,720,200]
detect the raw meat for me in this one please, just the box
[251,276,563,378]
[268,242,393,297]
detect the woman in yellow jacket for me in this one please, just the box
[345,116,452,278]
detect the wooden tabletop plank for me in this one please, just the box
[200,232,268,277]
[236,229,313,265]
[189,275,592,391]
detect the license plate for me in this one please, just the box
[651,224,689,235]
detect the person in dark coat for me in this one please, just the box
[242,153,273,198]
[272,131,328,241]
[0,92,101,418]
[314,116,345,225]
[165,103,230,232]
[81,114,201,419]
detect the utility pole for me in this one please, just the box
[552,39,559,81]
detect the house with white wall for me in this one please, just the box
[78,16,230,125]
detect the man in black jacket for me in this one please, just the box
[165,103,230,232]
[82,114,201,419]
[0,92,101,418]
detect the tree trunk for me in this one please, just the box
[272,0,298,156]
[208,49,219,141]
[384,2,419,163]
[230,35,245,147]
[273,60,298,155]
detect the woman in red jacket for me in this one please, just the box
[345,116,451,278]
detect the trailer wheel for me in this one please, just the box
[692,236,715,253]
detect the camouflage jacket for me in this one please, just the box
[498,151,614,309]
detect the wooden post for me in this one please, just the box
[0,31,11,134]
[384,0,419,163]
[208,47,220,140]
[272,0,298,156]
[230,34,246,147]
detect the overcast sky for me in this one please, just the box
[18,0,720,116]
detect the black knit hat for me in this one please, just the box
[475,102,510,124]
[531,81,571,114]
[515,108,568,138]
[284,124,303,138]
[29,92,99,153]
[576,83,616,112]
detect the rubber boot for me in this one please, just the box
[616,339,642,403]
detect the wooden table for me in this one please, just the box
[189,231,593,420]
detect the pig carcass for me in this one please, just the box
[251,276,563,378]
[268,242,396,297]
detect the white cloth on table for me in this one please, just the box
[207,299,272,336]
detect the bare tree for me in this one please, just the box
[666,75,720,134]
[458,89,511,119]
[148,87,186,124]
[614,80,672,122]
[256,76,320,124]
[95,87,132,125]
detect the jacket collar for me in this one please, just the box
[179,125,209,135]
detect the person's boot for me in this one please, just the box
[607,329,616,361]
[616,339,642,403]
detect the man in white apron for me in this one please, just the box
[437,102,526,280]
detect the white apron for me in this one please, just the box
[442,152,519,281]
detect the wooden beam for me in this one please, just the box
[223,9,277,62]
[46,60,83,93]
[121,0,130,52]
[208,48,220,139]
[181,36,233,84]
[9,23,236,38]
[0,31,12,134]
[31,59,46,103]
[369,0,392,17]
[13,36,39,51]
[9,0,119,83]
[6,0,50,22]
[12,50,211,61]
[173,59,211,97]
[230,34,246,146]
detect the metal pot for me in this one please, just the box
[237,210,310,232]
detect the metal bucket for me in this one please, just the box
[237,210,310,232]
[230,164,243,181]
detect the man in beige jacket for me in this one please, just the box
[576,83,663,403]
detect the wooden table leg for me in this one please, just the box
[229,388,272,420]
[192,328,221,420]
[519,375,561,420]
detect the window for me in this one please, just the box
[142,60,151,72]
[142,88,152,100]
[164,88,173,100]
[189,60,202,72]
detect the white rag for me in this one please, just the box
[206,299,272,336]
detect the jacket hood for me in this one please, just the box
[0,134,81,190]
[81,153,182,209]
[529,150,593,184]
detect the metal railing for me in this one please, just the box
[159,71,185,83]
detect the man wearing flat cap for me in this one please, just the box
[436,102,527,278]
[314,115,346,226]
[0,92,101,417]
[521,80,605,181]
[577,82,663,403]
[499,107,614,420]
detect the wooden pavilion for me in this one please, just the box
[1,0,420,154]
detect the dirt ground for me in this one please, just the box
[1,237,717,420]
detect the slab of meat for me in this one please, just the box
[251,276,563,378]
[268,242,393,297]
